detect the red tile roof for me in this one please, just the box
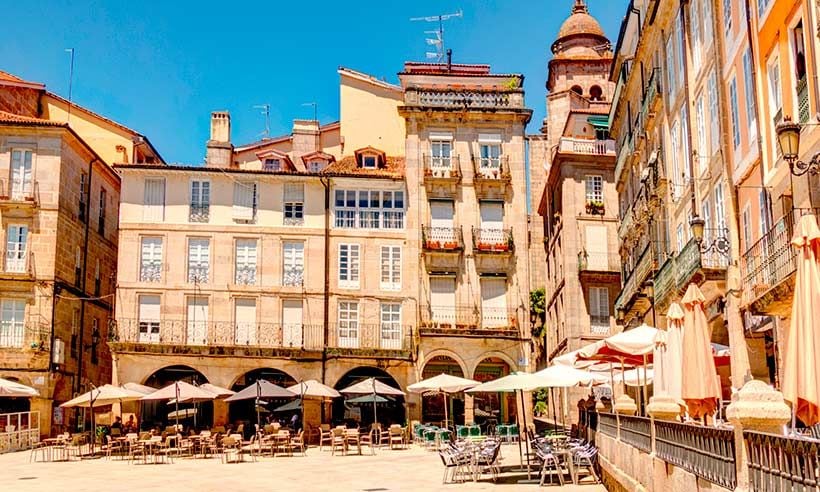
[322,155,405,179]
[0,111,65,127]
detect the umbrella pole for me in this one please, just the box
[175,383,180,431]
[300,381,305,433]
[372,379,378,428]
[642,354,649,416]
[443,392,448,430]
[519,389,531,480]
[256,381,261,436]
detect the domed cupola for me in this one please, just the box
[551,0,610,59]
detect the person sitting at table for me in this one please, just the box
[111,416,123,435]
[123,415,137,433]
[290,413,299,430]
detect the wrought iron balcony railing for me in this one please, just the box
[423,154,461,179]
[189,204,209,223]
[640,67,663,124]
[0,321,49,349]
[1,250,34,277]
[327,323,414,352]
[472,155,511,181]
[578,251,620,273]
[235,265,257,285]
[139,262,162,283]
[472,227,514,253]
[418,305,520,333]
[187,265,209,284]
[282,266,303,287]
[422,226,464,251]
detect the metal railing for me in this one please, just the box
[615,244,652,312]
[797,77,810,124]
[0,179,39,205]
[423,154,461,179]
[472,227,514,253]
[0,411,40,453]
[619,415,652,453]
[745,430,820,491]
[327,323,414,352]
[472,155,511,180]
[1,250,34,276]
[589,315,611,335]
[235,265,258,285]
[655,420,737,489]
[640,67,663,123]
[741,209,820,306]
[597,412,618,439]
[0,321,49,349]
[189,204,209,223]
[422,226,464,251]
[139,263,162,282]
[557,137,616,156]
[418,305,520,333]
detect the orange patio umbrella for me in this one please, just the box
[680,284,720,419]
[783,214,820,426]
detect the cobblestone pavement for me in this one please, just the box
[0,443,606,492]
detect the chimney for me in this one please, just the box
[206,111,233,168]
[291,119,320,157]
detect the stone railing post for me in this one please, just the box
[726,380,791,492]
[647,395,682,455]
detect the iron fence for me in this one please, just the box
[655,420,736,489]
[619,415,652,453]
[745,431,820,491]
[472,155,511,180]
[597,412,618,439]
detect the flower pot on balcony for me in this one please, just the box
[424,168,433,177]
[443,241,458,249]
[477,243,492,251]
[585,201,605,215]
[449,170,458,178]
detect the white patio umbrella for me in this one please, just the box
[142,381,217,429]
[533,364,605,387]
[408,373,480,427]
[121,382,156,395]
[61,384,145,455]
[0,377,39,397]
[197,383,235,399]
[225,380,296,433]
[339,377,405,427]
[287,379,341,428]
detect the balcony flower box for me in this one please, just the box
[443,241,458,250]
[585,200,605,215]
[424,168,433,176]
[449,169,459,178]
[426,240,441,249]
[477,242,493,251]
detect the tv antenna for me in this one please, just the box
[64,48,75,124]
[410,10,462,62]
[253,104,270,138]
[301,102,318,123]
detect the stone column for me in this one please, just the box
[726,380,792,492]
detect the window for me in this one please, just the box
[675,13,685,88]
[187,238,210,283]
[186,296,208,345]
[143,178,165,222]
[74,247,82,287]
[70,309,79,358]
[233,181,257,222]
[308,160,324,173]
[362,155,377,169]
[380,303,402,349]
[0,299,25,347]
[742,205,753,248]
[696,94,707,173]
[235,239,257,285]
[702,198,713,247]
[90,318,98,364]
[768,55,782,119]
[680,107,691,184]
[263,158,281,171]
[478,134,502,176]
[729,76,741,148]
[703,0,713,47]
[757,0,772,16]
[9,149,33,200]
[743,48,758,142]
[4,225,27,273]
[338,244,360,289]
[691,0,701,68]
[670,120,682,194]
[337,301,358,347]
[723,0,732,34]
[666,35,676,96]
[140,237,162,282]
[715,184,728,232]
[585,175,603,206]
[283,241,304,287]
[190,180,210,222]
[589,287,610,335]
[97,188,106,235]
[380,245,401,291]
[430,135,453,171]
[234,298,257,345]
[708,70,720,153]
[284,183,304,226]
[676,224,685,253]
[94,259,101,297]
[792,21,808,122]
[334,189,404,229]
[480,277,508,328]
[79,173,88,223]
[282,299,303,347]
[758,190,771,234]
[138,295,160,343]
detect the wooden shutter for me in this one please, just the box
[143,178,165,222]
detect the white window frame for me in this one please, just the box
[742,205,753,248]
[189,179,210,222]
[139,237,162,282]
[723,0,732,34]
[333,189,404,229]
[4,224,28,274]
[337,301,359,348]
[585,175,603,204]
[729,75,741,149]
[143,177,165,222]
[380,302,402,349]
[666,34,677,96]
[430,137,453,171]
[338,243,360,289]
[676,223,685,253]
[282,241,304,287]
[767,54,782,120]
[708,70,720,153]
[380,245,401,291]
[232,181,258,223]
[589,287,610,335]
[691,0,702,69]
[0,298,25,347]
[361,154,378,169]
[703,0,713,45]
[743,48,758,142]
[696,93,708,173]
[9,149,33,200]
[235,238,258,285]
[263,158,281,171]
[283,183,304,226]
[309,160,325,173]
[187,238,210,283]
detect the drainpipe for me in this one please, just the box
[679,2,697,217]
[320,177,330,385]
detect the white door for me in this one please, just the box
[430,277,456,324]
[138,295,161,344]
[481,278,508,328]
[10,150,32,200]
[337,301,359,348]
[589,287,610,334]
[585,225,608,270]
[282,299,303,348]
[430,201,455,242]
[479,202,504,244]
[234,298,257,345]
[5,225,27,273]
[380,303,402,349]
[186,297,208,345]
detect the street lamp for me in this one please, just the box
[689,214,730,257]
[775,116,820,176]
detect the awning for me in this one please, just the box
[587,115,610,129]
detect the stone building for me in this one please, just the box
[534,0,619,418]
[0,71,161,436]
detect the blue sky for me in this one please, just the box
[2,0,625,163]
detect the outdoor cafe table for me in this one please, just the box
[39,437,69,462]
[137,439,167,464]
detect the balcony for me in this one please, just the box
[0,250,34,280]
[472,227,514,272]
[326,323,414,359]
[639,68,663,128]
[614,244,654,318]
[741,208,819,316]
[423,154,461,197]
[418,305,519,338]
[189,204,209,223]
[422,226,463,272]
[589,315,612,335]
[235,265,258,286]
[577,250,620,285]
[0,321,49,350]
[556,137,616,157]
[0,179,39,212]
[654,235,729,311]
[282,266,303,287]
[139,263,162,283]
[472,156,511,199]
[404,88,525,110]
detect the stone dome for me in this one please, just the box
[551,0,610,55]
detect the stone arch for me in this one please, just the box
[419,352,468,425]
[471,354,516,425]
[589,84,604,101]
[469,351,517,378]
[570,85,583,96]
[227,367,297,426]
[332,366,405,427]
[420,349,469,378]
[141,365,211,431]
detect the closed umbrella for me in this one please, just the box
[783,214,820,426]
[0,377,38,397]
[662,302,685,408]
[408,373,479,427]
[680,284,721,419]
[338,377,404,427]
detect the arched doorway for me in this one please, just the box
[229,368,296,430]
[421,355,465,425]
[142,365,209,431]
[473,357,514,427]
[333,367,405,427]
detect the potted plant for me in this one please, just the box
[424,167,433,176]
[444,241,457,249]
[449,169,459,178]
[586,200,605,215]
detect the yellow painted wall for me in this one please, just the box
[339,73,405,157]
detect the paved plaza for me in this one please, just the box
[0,444,605,492]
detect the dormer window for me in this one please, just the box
[309,161,324,172]
[264,158,281,171]
[362,155,378,169]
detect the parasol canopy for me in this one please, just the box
[225,380,295,402]
[680,283,721,418]
[347,394,391,404]
[121,382,156,395]
[198,383,235,398]
[0,377,39,397]
[532,365,606,387]
[287,379,341,398]
[338,377,405,396]
[466,372,550,393]
[407,373,480,394]
[141,381,217,403]
[61,384,144,408]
